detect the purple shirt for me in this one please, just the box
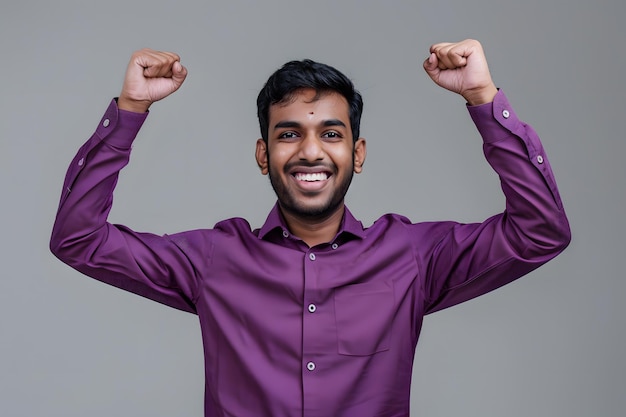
[50,90,570,417]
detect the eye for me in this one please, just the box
[278,131,299,139]
[322,131,342,139]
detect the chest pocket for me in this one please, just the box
[334,280,395,356]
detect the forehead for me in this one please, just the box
[268,88,350,125]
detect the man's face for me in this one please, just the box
[256,88,366,220]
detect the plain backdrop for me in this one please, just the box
[1,1,624,416]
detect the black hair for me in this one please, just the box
[257,59,363,143]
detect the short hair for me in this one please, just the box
[257,59,363,143]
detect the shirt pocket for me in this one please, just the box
[334,280,394,356]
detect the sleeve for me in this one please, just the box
[50,99,202,313]
[422,90,571,314]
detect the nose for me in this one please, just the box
[298,133,325,162]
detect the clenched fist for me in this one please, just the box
[118,48,188,113]
[423,39,497,105]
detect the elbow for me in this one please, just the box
[559,219,572,251]
[549,210,572,253]
[545,224,571,258]
[49,215,91,265]
[49,226,85,266]
[49,231,71,263]
[506,208,571,261]
[525,211,572,260]
[49,234,93,271]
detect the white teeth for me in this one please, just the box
[295,172,328,182]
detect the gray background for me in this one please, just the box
[1,0,624,416]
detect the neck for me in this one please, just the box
[280,203,345,247]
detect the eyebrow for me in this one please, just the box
[273,119,347,130]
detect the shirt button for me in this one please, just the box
[502,109,510,119]
[537,155,544,164]
[282,230,289,238]
[331,243,339,250]
[78,158,84,166]
[309,253,316,261]
[102,118,110,127]
[308,304,316,313]
[306,361,316,371]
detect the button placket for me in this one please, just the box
[303,249,321,379]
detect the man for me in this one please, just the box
[50,39,571,416]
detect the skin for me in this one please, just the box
[117,39,498,246]
[255,89,366,246]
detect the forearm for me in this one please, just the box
[469,90,571,258]
[50,99,145,255]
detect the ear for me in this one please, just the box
[353,138,367,174]
[255,138,269,175]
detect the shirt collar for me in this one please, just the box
[257,202,366,242]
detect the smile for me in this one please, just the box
[294,172,329,182]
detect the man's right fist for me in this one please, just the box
[118,48,188,113]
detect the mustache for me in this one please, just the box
[282,161,337,173]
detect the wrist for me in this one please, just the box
[117,95,151,113]
[463,84,498,106]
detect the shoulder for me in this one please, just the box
[366,213,459,243]
[213,217,255,234]
[165,217,255,248]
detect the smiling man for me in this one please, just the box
[256,81,366,246]
[50,40,571,416]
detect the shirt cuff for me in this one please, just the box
[467,90,522,144]
[94,98,149,149]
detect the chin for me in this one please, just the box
[280,198,343,220]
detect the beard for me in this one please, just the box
[267,157,354,220]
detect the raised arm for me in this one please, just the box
[50,50,200,313]
[417,40,571,312]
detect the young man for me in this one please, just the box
[50,39,571,416]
